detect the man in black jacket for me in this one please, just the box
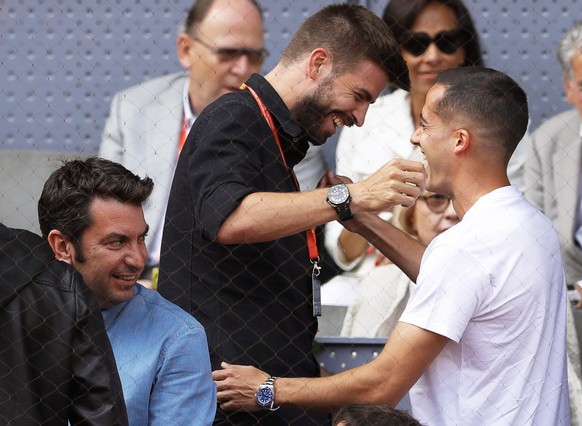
[0,223,128,425]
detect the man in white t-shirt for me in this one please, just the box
[213,66,570,425]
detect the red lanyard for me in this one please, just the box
[241,83,320,264]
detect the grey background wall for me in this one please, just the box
[1,0,580,155]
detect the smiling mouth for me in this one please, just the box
[332,112,352,129]
[113,274,138,283]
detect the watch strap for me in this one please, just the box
[327,197,353,221]
[333,200,353,221]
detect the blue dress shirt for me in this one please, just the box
[102,284,216,425]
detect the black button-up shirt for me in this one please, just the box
[160,73,330,425]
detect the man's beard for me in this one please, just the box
[290,76,336,145]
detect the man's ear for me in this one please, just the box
[563,74,576,106]
[306,48,332,82]
[177,32,196,69]
[47,230,74,264]
[453,128,471,154]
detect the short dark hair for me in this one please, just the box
[383,0,483,67]
[183,0,262,35]
[38,157,153,245]
[281,4,409,91]
[333,404,421,426]
[434,66,529,162]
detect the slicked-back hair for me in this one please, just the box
[280,4,410,91]
[558,20,582,81]
[383,0,483,67]
[183,0,262,35]
[434,67,528,162]
[38,157,154,246]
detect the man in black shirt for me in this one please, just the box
[159,4,424,425]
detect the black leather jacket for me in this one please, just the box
[0,224,128,425]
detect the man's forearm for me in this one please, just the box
[216,189,337,244]
[344,212,425,282]
[275,363,403,412]
[216,158,426,245]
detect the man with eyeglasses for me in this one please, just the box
[213,67,570,425]
[100,0,268,286]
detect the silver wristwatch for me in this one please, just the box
[327,183,353,221]
[255,376,279,411]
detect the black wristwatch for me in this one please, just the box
[327,183,353,221]
[255,376,279,411]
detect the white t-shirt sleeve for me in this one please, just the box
[399,243,491,342]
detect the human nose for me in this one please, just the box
[422,42,441,63]
[231,54,256,77]
[442,201,459,222]
[353,102,370,127]
[410,126,421,146]
[125,242,147,270]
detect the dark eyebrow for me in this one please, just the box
[101,232,129,244]
[101,224,149,244]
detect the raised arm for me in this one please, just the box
[217,158,426,244]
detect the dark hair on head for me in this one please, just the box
[333,404,421,426]
[281,4,410,91]
[183,0,262,35]
[38,157,154,245]
[434,66,528,162]
[383,0,483,67]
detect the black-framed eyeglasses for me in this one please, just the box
[401,28,468,57]
[418,194,452,213]
[193,37,268,66]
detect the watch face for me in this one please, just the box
[256,386,274,406]
[328,184,349,205]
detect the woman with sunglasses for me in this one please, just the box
[322,0,483,308]
[341,192,459,338]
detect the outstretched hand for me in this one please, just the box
[212,362,269,412]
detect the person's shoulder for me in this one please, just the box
[1,224,79,296]
[372,89,409,111]
[135,285,205,331]
[196,89,261,129]
[355,89,411,132]
[113,72,186,99]
[533,108,580,139]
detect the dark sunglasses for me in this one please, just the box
[401,28,468,56]
[193,37,268,66]
[418,194,452,213]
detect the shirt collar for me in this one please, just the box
[100,285,140,328]
[244,73,310,167]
